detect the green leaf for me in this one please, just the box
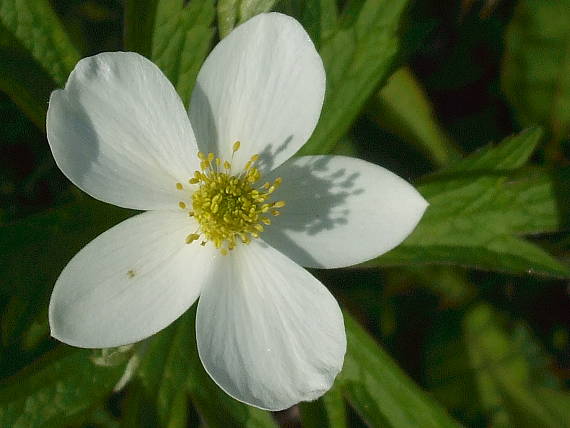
[0,347,126,427]
[502,0,570,149]
[534,388,570,426]
[426,304,569,426]
[464,304,570,428]
[0,198,132,348]
[136,313,195,428]
[295,0,339,48]
[124,0,159,57]
[371,128,570,277]
[217,0,280,39]
[299,0,410,155]
[0,0,80,86]
[299,383,347,428]
[137,308,277,428]
[369,67,460,167]
[0,24,54,130]
[151,0,215,105]
[338,313,461,428]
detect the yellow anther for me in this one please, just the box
[186,233,200,244]
[184,148,286,254]
[176,182,184,190]
[271,210,280,216]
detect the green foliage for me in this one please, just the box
[373,128,570,277]
[136,308,277,428]
[0,24,54,130]
[337,313,461,428]
[0,0,80,86]
[502,0,570,147]
[151,0,216,104]
[0,347,126,427]
[123,0,159,57]
[299,0,410,155]
[299,383,347,428]
[369,67,461,167]
[0,198,132,348]
[0,1,569,427]
[426,304,570,427]
[218,0,280,38]
[466,304,570,427]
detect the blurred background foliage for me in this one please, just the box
[0,0,569,427]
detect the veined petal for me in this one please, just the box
[196,240,346,411]
[49,210,216,348]
[189,13,325,173]
[47,52,199,211]
[263,155,428,268]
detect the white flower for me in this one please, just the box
[46,13,427,410]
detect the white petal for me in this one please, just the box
[189,13,325,173]
[196,240,346,411]
[263,155,428,268]
[47,52,199,211]
[49,210,216,348]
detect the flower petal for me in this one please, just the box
[47,52,199,211]
[263,155,428,268]
[49,210,216,348]
[196,240,346,411]
[189,13,325,173]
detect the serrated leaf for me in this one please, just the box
[434,127,542,174]
[137,308,277,428]
[0,348,126,428]
[217,0,279,39]
[0,0,80,86]
[502,0,570,146]
[299,0,410,155]
[369,67,460,167]
[151,0,215,104]
[338,313,462,428]
[371,129,570,277]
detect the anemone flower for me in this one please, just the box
[47,13,427,410]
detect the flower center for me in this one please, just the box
[176,142,285,255]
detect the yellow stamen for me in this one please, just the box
[182,149,285,254]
